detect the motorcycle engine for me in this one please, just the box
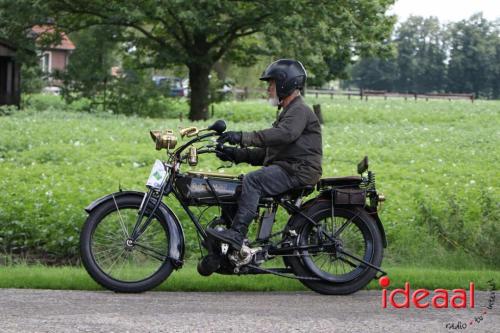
[228,245,262,268]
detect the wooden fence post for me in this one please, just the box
[313,104,324,124]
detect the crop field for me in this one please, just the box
[0,95,498,269]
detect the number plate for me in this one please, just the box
[146,160,168,190]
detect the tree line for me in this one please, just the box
[345,14,500,99]
[0,0,396,120]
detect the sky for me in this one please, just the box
[389,0,500,23]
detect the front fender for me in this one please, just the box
[85,191,185,267]
[85,190,145,213]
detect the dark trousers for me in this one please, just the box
[227,165,299,233]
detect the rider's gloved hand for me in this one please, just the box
[217,131,242,145]
[215,146,238,162]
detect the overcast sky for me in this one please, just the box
[389,0,500,23]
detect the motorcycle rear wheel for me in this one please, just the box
[286,203,383,295]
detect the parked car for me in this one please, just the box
[42,86,62,95]
[152,76,189,97]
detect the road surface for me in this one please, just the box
[0,289,497,332]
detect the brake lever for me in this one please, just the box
[214,143,236,168]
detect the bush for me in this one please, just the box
[413,190,499,267]
[0,105,19,116]
[106,73,189,118]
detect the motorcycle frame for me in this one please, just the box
[128,132,385,276]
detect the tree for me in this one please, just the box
[58,26,120,108]
[492,20,500,99]
[349,56,399,91]
[347,16,449,93]
[447,14,499,98]
[1,0,395,120]
[394,16,447,93]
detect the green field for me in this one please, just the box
[0,95,498,271]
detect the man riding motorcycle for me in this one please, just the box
[207,59,323,250]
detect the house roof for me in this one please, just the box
[0,38,17,51]
[0,37,37,57]
[31,25,75,51]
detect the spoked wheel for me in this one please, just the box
[80,194,174,292]
[286,203,383,295]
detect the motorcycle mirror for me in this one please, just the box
[357,156,369,174]
[207,120,226,134]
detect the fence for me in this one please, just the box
[228,87,475,103]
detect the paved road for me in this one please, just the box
[0,289,497,332]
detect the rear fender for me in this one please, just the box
[287,193,387,248]
[85,191,185,267]
[364,207,387,248]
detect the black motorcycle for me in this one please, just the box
[80,120,387,294]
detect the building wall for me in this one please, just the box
[50,50,68,72]
[0,56,20,106]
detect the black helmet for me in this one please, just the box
[259,59,307,100]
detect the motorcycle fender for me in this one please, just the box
[313,192,388,248]
[287,196,387,248]
[84,191,185,267]
[364,207,387,248]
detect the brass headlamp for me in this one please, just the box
[149,130,177,150]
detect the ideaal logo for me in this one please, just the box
[379,276,496,330]
[445,279,496,330]
[379,276,475,309]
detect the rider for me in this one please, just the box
[207,59,322,250]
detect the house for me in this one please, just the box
[0,39,21,107]
[31,25,75,84]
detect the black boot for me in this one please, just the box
[206,211,255,251]
[197,254,222,276]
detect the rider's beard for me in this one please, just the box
[268,95,279,107]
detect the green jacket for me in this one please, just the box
[233,96,322,185]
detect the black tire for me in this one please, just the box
[285,203,383,295]
[80,194,174,292]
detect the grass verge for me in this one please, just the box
[0,263,498,292]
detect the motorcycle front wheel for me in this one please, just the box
[286,203,383,295]
[80,194,174,292]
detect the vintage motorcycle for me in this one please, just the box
[80,120,387,294]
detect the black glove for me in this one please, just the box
[217,131,242,145]
[215,146,238,162]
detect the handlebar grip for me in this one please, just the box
[215,142,224,151]
[197,149,212,154]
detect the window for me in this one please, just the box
[40,52,51,73]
